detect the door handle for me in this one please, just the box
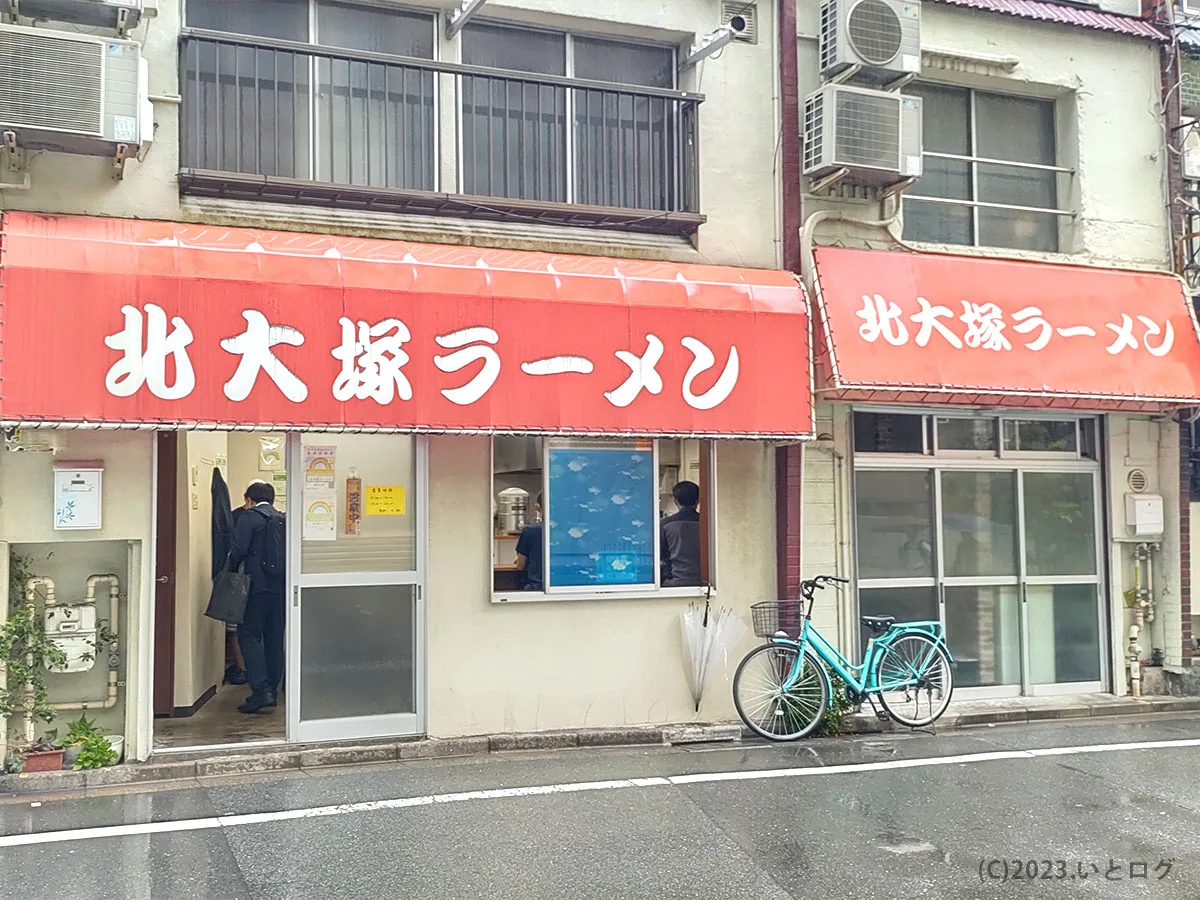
[156,575,169,584]
[293,585,300,608]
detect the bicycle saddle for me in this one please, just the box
[860,615,895,632]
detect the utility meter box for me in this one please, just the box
[44,604,98,673]
[1125,493,1164,538]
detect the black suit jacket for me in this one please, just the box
[229,503,284,597]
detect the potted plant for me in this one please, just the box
[21,734,64,773]
[61,714,105,767]
[2,551,68,772]
[72,733,118,770]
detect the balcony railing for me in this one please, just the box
[179,31,703,236]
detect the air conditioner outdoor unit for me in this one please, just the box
[803,83,923,185]
[0,0,143,33]
[820,0,921,84]
[1185,124,1200,181]
[0,22,149,157]
[1182,56,1200,119]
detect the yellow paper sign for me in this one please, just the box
[365,485,406,516]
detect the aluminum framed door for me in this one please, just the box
[286,433,428,744]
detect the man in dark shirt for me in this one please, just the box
[228,481,286,713]
[514,492,544,591]
[661,481,702,587]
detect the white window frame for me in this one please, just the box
[490,436,717,604]
[903,83,1074,253]
[852,408,1098,464]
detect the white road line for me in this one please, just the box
[3,737,1200,849]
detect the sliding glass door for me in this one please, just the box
[853,414,1105,698]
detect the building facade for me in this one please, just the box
[3,0,1200,770]
[0,0,806,763]
[793,0,1200,701]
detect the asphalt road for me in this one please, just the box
[2,714,1200,899]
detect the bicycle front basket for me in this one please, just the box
[750,600,805,638]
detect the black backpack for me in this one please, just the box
[257,508,286,584]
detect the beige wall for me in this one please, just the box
[0,431,153,753]
[5,0,782,270]
[172,432,228,709]
[427,435,776,737]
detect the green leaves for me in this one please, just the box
[72,733,117,770]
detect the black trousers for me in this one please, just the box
[238,589,285,697]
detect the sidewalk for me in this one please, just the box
[2,693,1196,798]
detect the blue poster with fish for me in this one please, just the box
[547,445,655,587]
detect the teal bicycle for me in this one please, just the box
[733,575,955,740]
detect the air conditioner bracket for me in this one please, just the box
[113,143,129,179]
[809,167,850,194]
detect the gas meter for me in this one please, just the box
[44,604,98,674]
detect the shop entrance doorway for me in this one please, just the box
[152,431,427,751]
[153,431,289,751]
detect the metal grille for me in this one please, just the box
[1182,57,1200,119]
[846,0,904,67]
[834,89,899,169]
[182,34,435,190]
[803,92,825,172]
[0,29,103,134]
[819,0,839,72]
[182,31,701,215]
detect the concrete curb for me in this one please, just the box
[3,697,1197,797]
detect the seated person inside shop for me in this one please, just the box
[661,480,702,587]
[514,491,544,591]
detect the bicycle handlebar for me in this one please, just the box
[804,574,849,590]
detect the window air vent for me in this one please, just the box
[1128,469,1149,493]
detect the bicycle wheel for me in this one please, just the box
[872,633,954,727]
[733,643,829,741]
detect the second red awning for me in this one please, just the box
[812,246,1200,410]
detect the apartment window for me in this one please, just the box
[903,84,1064,253]
[491,437,715,598]
[182,0,437,191]
[461,23,686,211]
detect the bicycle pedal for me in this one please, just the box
[875,711,891,722]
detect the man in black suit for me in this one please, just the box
[229,481,286,713]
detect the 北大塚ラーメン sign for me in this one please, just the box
[812,246,1200,408]
[0,213,813,438]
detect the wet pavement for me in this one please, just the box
[1,713,1199,899]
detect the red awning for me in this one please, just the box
[811,246,1200,411]
[0,213,813,438]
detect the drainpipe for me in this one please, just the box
[51,574,121,711]
[779,0,802,274]
[1129,549,1143,697]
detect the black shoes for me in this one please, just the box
[224,665,248,686]
[238,691,277,714]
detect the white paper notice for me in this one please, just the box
[303,445,337,485]
[303,486,337,541]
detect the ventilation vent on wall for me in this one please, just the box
[1128,469,1149,492]
[721,2,758,44]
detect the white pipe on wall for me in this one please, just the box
[51,574,121,711]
